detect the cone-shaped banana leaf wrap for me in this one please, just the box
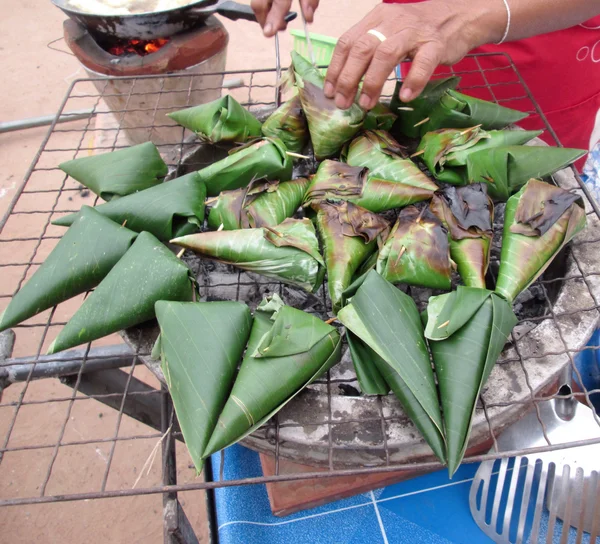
[313,200,390,313]
[261,95,309,153]
[390,76,460,139]
[0,207,137,332]
[429,184,493,288]
[363,103,397,132]
[377,206,453,289]
[495,179,586,302]
[337,270,446,462]
[196,137,293,196]
[59,142,167,201]
[424,90,528,136]
[291,51,366,159]
[47,232,195,354]
[155,301,252,473]
[424,286,517,476]
[172,218,325,292]
[466,145,587,201]
[167,95,262,144]
[52,172,206,242]
[303,160,435,212]
[343,130,438,194]
[418,127,543,184]
[207,178,309,231]
[203,294,342,456]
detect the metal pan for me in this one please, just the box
[51,0,296,40]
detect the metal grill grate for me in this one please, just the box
[1,53,600,517]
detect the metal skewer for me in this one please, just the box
[300,5,316,65]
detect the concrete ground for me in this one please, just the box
[0,0,378,542]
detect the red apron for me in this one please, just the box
[383,0,600,170]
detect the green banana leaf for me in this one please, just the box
[424,286,517,476]
[390,76,460,139]
[167,95,262,144]
[203,294,342,456]
[343,130,438,193]
[207,177,309,230]
[424,90,528,136]
[261,95,309,153]
[429,184,493,288]
[0,207,137,332]
[155,300,252,473]
[337,270,446,463]
[377,206,453,290]
[363,103,397,132]
[466,145,587,201]
[59,142,167,201]
[313,200,389,313]
[52,172,206,242]
[196,137,293,196]
[171,217,325,293]
[303,159,436,212]
[495,179,586,302]
[291,51,365,160]
[418,127,542,184]
[47,231,195,354]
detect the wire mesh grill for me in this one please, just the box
[1,52,600,510]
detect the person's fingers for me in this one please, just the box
[300,0,319,23]
[250,0,271,29]
[399,42,442,102]
[323,25,366,99]
[264,0,292,37]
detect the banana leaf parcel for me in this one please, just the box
[291,51,366,160]
[203,294,342,457]
[303,159,436,212]
[59,142,167,201]
[47,231,195,354]
[155,300,252,473]
[313,200,389,313]
[363,103,397,132]
[418,127,542,184]
[343,130,438,193]
[424,286,517,476]
[430,184,493,288]
[172,218,325,293]
[495,179,586,302]
[52,172,206,242]
[337,270,446,462]
[466,145,587,201]
[207,177,309,230]
[261,95,309,153]
[390,76,460,139]
[0,206,137,332]
[376,206,453,290]
[196,137,293,196]
[167,95,262,144]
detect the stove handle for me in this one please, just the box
[209,0,297,23]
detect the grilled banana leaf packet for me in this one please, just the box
[155,300,253,473]
[168,95,262,144]
[376,206,454,290]
[261,95,309,153]
[363,103,397,132]
[47,232,196,354]
[424,286,517,476]
[52,172,206,242]
[495,179,586,302]
[312,200,389,313]
[59,141,168,201]
[0,207,137,332]
[303,159,435,212]
[429,184,493,288]
[207,178,309,230]
[337,270,446,463]
[418,126,542,184]
[172,217,325,293]
[291,51,366,159]
[203,294,342,457]
[196,136,293,196]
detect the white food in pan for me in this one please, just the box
[66,0,197,15]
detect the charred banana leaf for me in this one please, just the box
[261,95,309,153]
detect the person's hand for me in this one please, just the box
[251,0,320,37]
[324,0,505,110]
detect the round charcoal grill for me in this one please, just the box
[123,123,600,469]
